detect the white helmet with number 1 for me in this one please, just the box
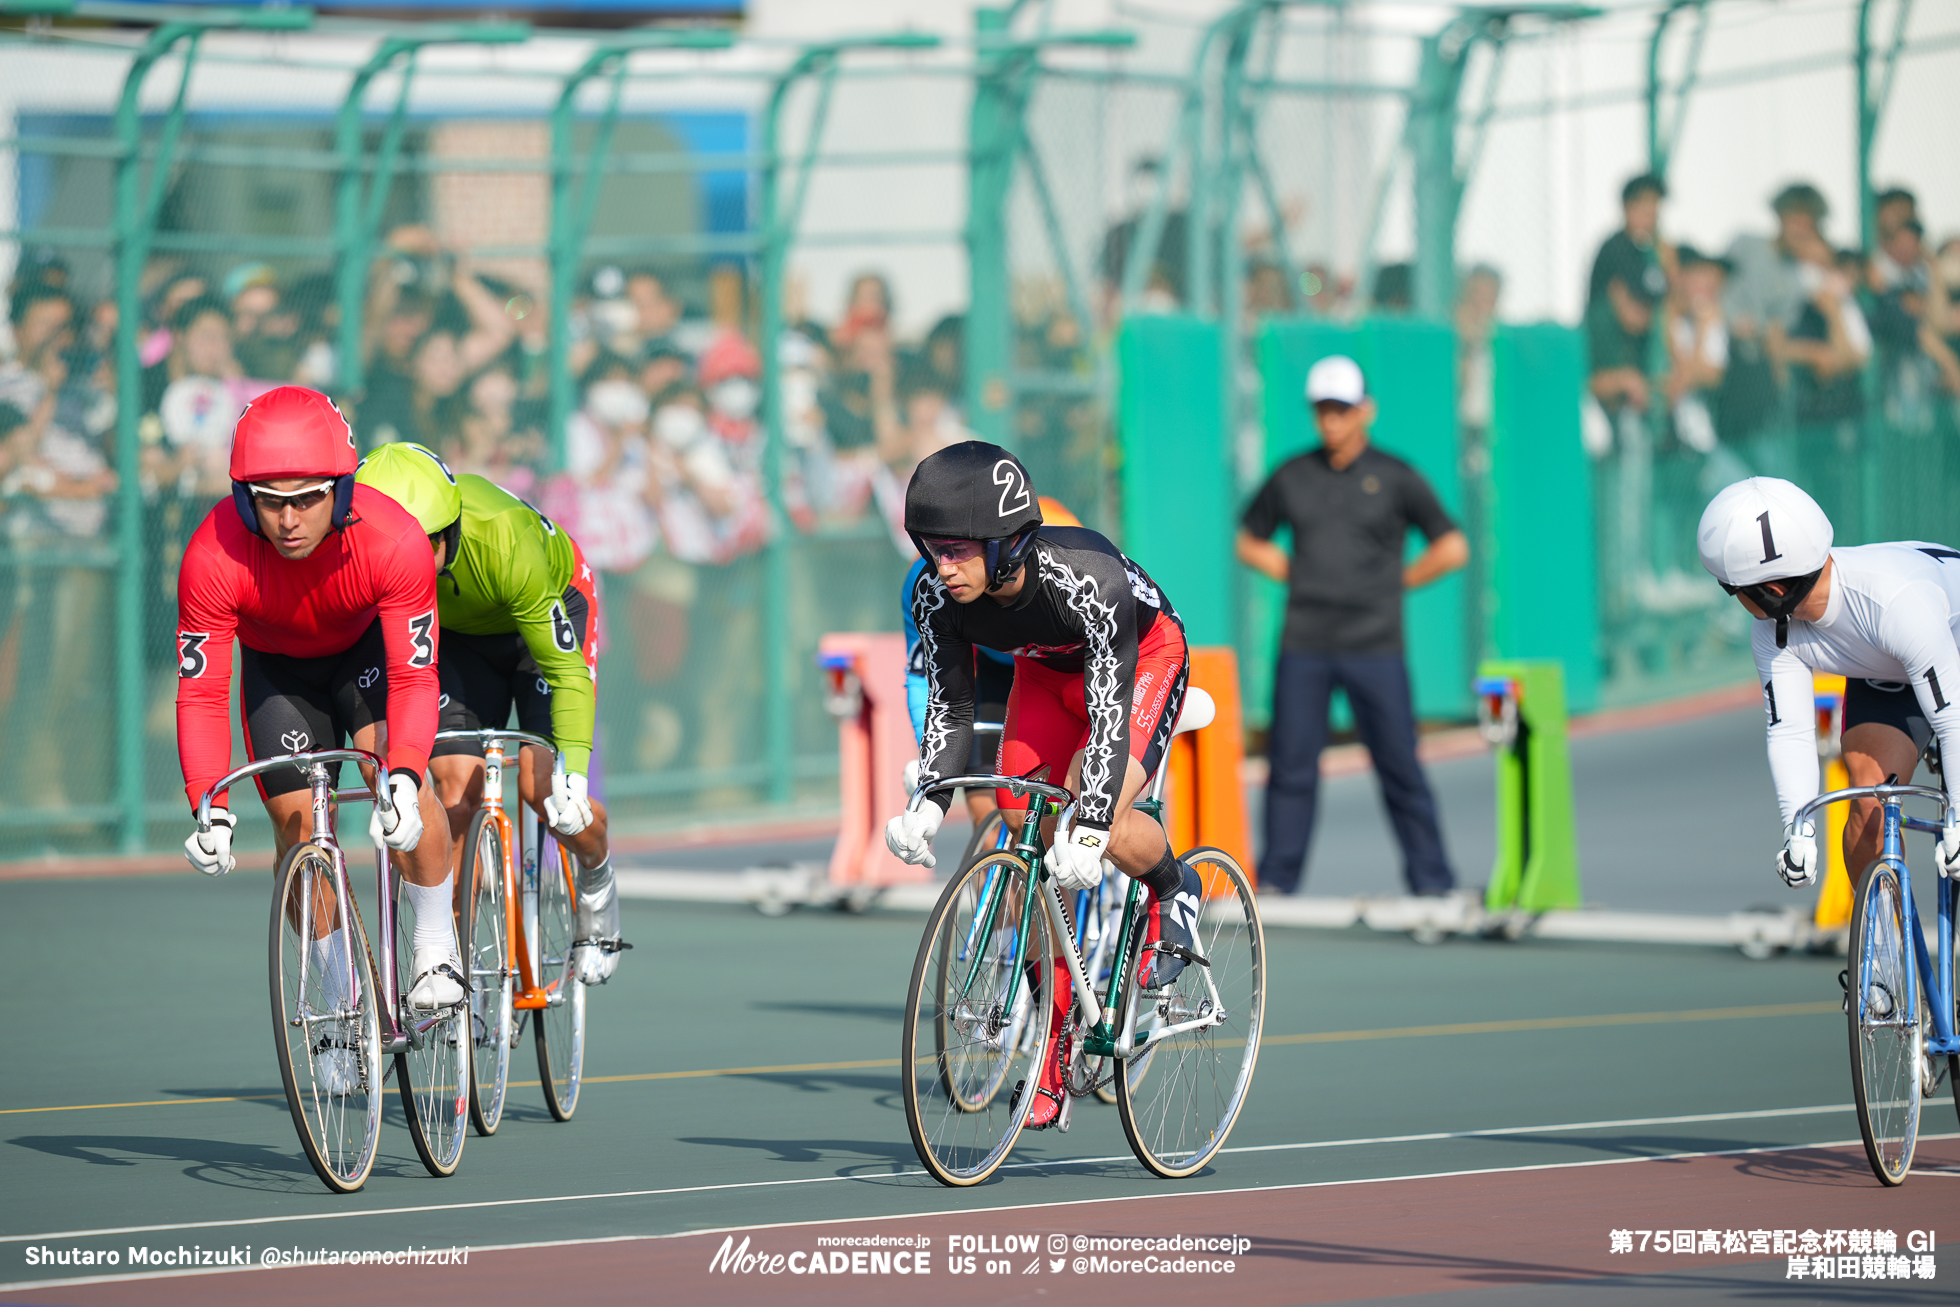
[1697,477,1834,647]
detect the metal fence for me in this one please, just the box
[3,1,1957,855]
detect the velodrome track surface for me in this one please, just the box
[3,700,1956,1305]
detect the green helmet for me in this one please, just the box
[355,441,462,535]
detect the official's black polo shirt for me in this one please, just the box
[1241,444,1457,654]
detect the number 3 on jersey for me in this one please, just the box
[407,610,437,668]
[177,631,209,678]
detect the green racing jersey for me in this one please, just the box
[442,474,596,776]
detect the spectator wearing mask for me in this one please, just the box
[445,362,543,500]
[1585,174,1672,421]
[1662,247,1731,454]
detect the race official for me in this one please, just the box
[1235,355,1469,896]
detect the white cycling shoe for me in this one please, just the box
[407,946,467,1011]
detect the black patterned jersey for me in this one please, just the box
[909,526,1180,829]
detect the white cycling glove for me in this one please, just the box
[1940,809,1960,879]
[544,771,595,838]
[902,759,922,795]
[885,805,943,867]
[370,773,424,852]
[1776,821,1816,888]
[1045,822,1111,892]
[185,808,237,876]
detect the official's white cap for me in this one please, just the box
[1305,355,1366,406]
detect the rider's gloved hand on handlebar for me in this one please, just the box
[1777,820,1817,888]
[544,770,594,838]
[370,772,425,852]
[885,805,942,867]
[185,808,237,876]
[1046,821,1110,892]
[1940,810,1960,878]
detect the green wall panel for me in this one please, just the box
[1116,316,1232,648]
[1488,324,1600,713]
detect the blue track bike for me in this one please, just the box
[1792,778,1960,1185]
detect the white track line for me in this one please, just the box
[7,1133,1957,1296]
[0,1103,1868,1246]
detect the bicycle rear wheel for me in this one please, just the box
[1114,847,1264,1179]
[270,843,382,1194]
[1847,860,1919,1185]
[534,834,585,1121]
[463,807,513,1136]
[903,852,1054,1187]
[394,869,470,1177]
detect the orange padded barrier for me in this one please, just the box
[1164,646,1254,894]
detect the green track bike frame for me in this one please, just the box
[901,758,1264,1186]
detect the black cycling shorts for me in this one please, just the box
[1844,678,1932,755]
[431,631,554,759]
[239,619,388,799]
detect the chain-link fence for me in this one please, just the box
[0,22,952,856]
[5,3,1958,856]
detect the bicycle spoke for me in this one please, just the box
[904,853,1052,1186]
[1848,864,1919,1185]
[271,845,382,1194]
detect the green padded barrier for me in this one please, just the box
[1487,324,1600,713]
[1477,660,1582,912]
[1116,316,1232,648]
[1250,318,1470,726]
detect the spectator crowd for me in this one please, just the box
[1582,176,1960,460]
[0,224,1035,805]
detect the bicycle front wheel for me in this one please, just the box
[1114,847,1264,1179]
[534,835,585,1121]
[1848,860,1919,1185]
[903,851,1054,1187]
[395,869,470,1177]
[958,806,1009,875]
[270,843,383,1194]
[463,807,513,1136]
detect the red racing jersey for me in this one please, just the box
[175,483,440,810]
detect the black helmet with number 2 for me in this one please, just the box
[905,440,1045,591]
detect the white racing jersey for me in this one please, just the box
[1757,541,1960,828]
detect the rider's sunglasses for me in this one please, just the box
[921,537,985,564]
[249,482,335,514]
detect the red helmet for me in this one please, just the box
[228,386,357,482]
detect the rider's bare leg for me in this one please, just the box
[515,743,609,868]
[1841,721,1923,883]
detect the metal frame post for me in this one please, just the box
[757,33,938,803]
[332,23,527,410]
[545,29,732,470]
[110,7,314,852]
[963,17,1130,444]
[1855,0,1914,251]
